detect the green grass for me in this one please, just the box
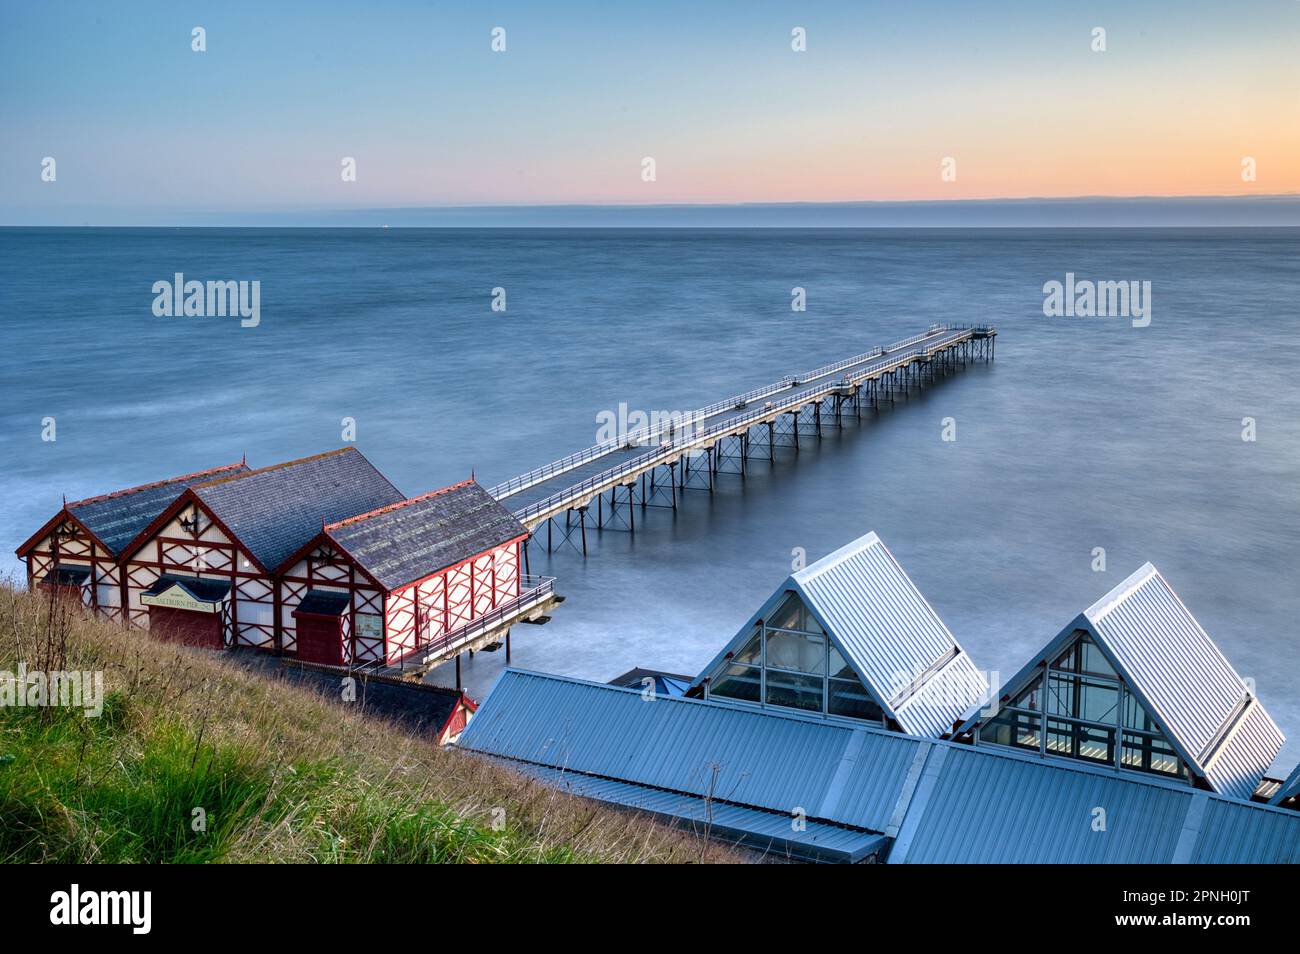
[0,587,738,864]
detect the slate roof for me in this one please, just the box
[142,573,233,602]
[293,589,351,617]
[235,656,469,738]
[191,448,405,573]
[692,532,987,736]
[41,461,249,557]
[324,479,526,591]
[41,565,92,587]
[460,669,1300,864]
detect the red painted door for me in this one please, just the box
[296,616,344,666]
[149,605,223,649]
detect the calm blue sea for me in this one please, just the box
[2,227,1298,769]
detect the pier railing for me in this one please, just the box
[392,575,557,671]
[488,325,955,500]
[512,326,981,524]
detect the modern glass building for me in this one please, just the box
[692,532,986,736]
[955,563,1283,801]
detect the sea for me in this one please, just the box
[2,226,1297,769]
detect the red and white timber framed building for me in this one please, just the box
[15,461,249,623]
[277,479,541,667]
[117,448,405,650]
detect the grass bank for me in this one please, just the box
[0,586,737,863]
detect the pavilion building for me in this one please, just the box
[15,460,249,623]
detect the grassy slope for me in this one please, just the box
[0,587,739,863]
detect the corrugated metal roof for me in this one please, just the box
[1191,797,1300,863]
[459,669,919,831]
[1201,700,1286,801]
[508,763,889,863]
[891,745,1192,863]
[691,532,986,736]
[193,448,405,572]
[1082,563,1283,795]
[66,461,248,555]
[326,480,525,591]
[461,669,1300,864]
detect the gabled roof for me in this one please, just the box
[16,461,248,558]
[183,448,405,573]
[459,669,1300,863]
[317,479,525,590]
[692,532,986,736]
[960,563,1284,801]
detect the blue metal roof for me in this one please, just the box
[691,532,986,736]
[460,669,920,831]
[460,669,1300,864]
[510,763,889,863]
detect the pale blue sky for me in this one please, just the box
[2,1,1298,224]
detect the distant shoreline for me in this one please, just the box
[7,195,1300,229]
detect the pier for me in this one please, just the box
[491,324,996,558]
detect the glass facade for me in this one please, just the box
[707,591,883,724]
[979,631,1188,780]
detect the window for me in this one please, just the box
[765,628,824,674]
[766,592,823,634]
[981,633,1187,780]
[711,663,760,703]
[705,591,881,724]
[766,670,823,712]
[732,625,762,664]
[1121,731,1186,778]
[979,709,1041,750]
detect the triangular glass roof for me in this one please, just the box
[959,565,1284,800]
[693,532,986,736]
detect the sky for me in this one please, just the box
[2,0,1298,224]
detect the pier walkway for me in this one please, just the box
[491,324,996,557]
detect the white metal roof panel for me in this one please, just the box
[1084,563,1282,789]
[1202,700,1286,801]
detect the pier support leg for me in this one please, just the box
[768,421,775,462]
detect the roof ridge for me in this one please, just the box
[325,478,476,529]
[1084,561,1159,621]
[66,461,246,508]
[792,530,881,583]
[194,447,356,489]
